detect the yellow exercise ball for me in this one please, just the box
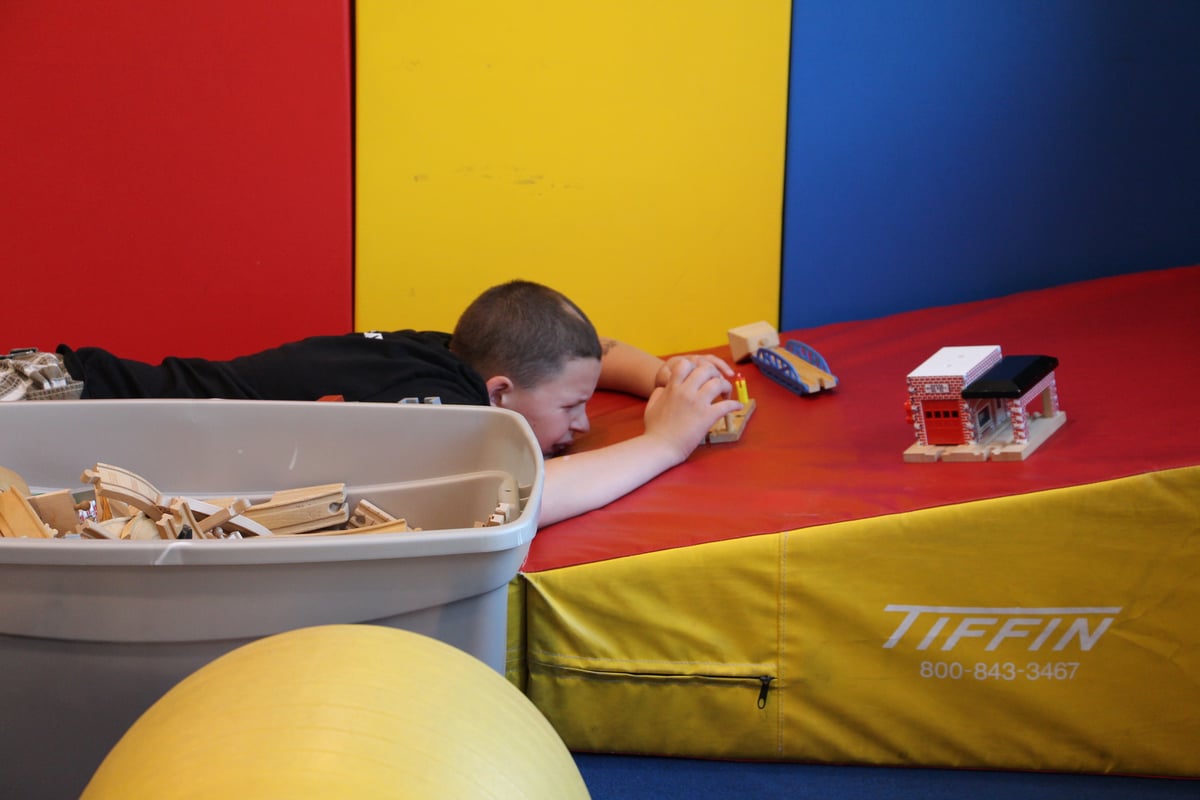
[82,625,590,799]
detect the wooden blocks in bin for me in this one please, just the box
[0,460,541,540]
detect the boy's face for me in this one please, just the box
[492,357,601,457]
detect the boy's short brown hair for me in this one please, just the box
[450,280,602,388]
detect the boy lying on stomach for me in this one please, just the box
[54,280,741,526]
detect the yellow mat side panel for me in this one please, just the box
[787,465,1200,775]
[526,533,785,758]
[524,466,1200,775]
[506,577,527,692]
[354,1,790,354]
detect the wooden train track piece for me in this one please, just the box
[80,520,119,540]
[242,483,349,535]
[272,518,418,537]
[3,464,434,540]
[0,465,31,496]
[123,514,164,540]
[25,489,82,536]
[183,498,273,538]
[347,498,396,528]
[474,499,518,528]
[184,498,254,536]
[0,487,57,538]
[156,499,209,540]
[81,463,169,519]
[705,398,756,444]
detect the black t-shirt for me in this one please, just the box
[57,331,489,405]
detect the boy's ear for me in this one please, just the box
[485,375,514,407]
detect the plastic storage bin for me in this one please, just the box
[0,399,543,799]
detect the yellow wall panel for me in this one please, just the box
[356,1,790,354]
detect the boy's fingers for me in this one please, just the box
[665,362,734,407]
[702,355,735,376]
[714,398,743,416]
[666,358,697,382]
[680,359,722,384]
[698,370,733,399]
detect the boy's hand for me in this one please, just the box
[644,359,743,461]
[655,354,735,390]
[541,355,743,526]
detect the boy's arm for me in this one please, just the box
[596,337,666,398]
[598,337,734,399]
[539,358,741,526]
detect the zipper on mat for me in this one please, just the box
[541,664,777,709]
[756,675,775,709]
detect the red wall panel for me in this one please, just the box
[0,1,352,361]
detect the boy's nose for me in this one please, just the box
[570,408,590,434]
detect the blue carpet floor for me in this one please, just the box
[573,755,1200,800]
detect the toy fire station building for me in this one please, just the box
[903,345,1067,463]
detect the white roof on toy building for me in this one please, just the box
[908,346,1001,378]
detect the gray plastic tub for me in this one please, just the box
[0,399,543,798]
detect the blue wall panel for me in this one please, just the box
[781,0,1200,328]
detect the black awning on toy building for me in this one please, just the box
[962,355,1058,399]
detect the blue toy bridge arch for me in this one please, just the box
[751,340,837,395]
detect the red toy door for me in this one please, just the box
[923,400,966,445]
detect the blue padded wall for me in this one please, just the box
[781,0,1200,328]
